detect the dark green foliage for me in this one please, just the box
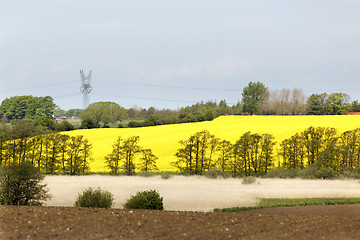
[128,120,144,128]
[55,120,75,131]
[124,190,164,210]
[80,118,98,129]
[75,187,114,208]
[0,161,51,205]
[314,167,339,179]
[35,116,56,131]
[0,95,56,120]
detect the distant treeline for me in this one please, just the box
[2,82,360,130]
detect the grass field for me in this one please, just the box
[66,115,360,172]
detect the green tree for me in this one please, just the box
[0,161,51,205]
[139,149,158,172]
[307,93,328,115]
[80,102,128,127]
[105,137,124,175]
[122,136,141,175]
[172,130,218,174]
[326,93,351,115]
[241,82,269,114]
[0,95,56,120]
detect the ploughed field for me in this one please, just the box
[2,204,360,239]
[66,115,360,172]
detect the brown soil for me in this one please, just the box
[1,204,360,240]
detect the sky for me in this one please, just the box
[1,0,359,110]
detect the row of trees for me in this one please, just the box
[171,130,275,176]
[279,127,360,171]
[172,127,360,176]
[0,132,92,175]
[104,136,158,175]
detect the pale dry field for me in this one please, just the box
[44,176,360,212]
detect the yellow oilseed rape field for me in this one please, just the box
[66,115,360,172]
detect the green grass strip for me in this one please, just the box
[213,198,360,213]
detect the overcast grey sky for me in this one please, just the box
[1,0,359,110]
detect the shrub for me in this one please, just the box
[204,168,222,179]
[0,161,51,205]
[204,169,232,179]
[298,165,319,179]
[242,176,257,184]
[265,167,298,179]
[160,172,173,180]
[75,187,114,208]
[124,190,164,210]
[315,167,339,179]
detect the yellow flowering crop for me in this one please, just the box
[66,115,360,172]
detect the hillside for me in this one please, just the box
[66,115,360,172]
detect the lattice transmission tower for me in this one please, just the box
[80,70,93,109]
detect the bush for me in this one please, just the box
[204,168,222,179]
[265,167,298,179]
[204,169,232,179]
[242,176,257,184]
[80,118,98,129]
[315,167,339,179]
[0,161,51,205]
[124,190,164,210]
[160,172,173,180]
[298,165,319,179]
[75,187,114,208]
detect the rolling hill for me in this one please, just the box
[66,115,360,172]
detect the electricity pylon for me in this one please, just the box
[80,70,93,109]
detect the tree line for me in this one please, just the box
[279,127,360,172]
[171,127,360,177]
[0,131,92,175]
[171,130,275,176]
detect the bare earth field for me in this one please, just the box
[2,204,360,239]
[2,176,360,239]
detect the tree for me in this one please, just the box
[105,137,124,175]
[241,82,269,114]
[80,102,128,127]
[307,93,329,115]
[172,130,218,174]
[122,136,141,175]
[139,149,158,172]
[259,88,307,115]
[65,108,82,117]
[0,161,51,205]
[326,93,350,115]
[0,95,56,120]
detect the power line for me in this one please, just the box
[93,93,197,104]
[101,80,243,92]
[0,80,78,94]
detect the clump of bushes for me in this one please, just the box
[124,190,164,210]
[75,187,114,208]
[242,176,257,184]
